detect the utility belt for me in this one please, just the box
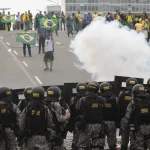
[27,130,47,137]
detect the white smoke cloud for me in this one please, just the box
[70,17,150,82]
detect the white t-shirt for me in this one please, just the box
[45,39,54,52]
[16,15,21,22]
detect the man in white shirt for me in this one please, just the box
[44,36,54,72]
[16,12,21,30]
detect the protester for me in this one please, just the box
[134,20,143,33]
[7,12,11,31]
[23,11,30,30]
[92,11,98,20]
[44,36,54,72]
[66,14,73,37]
[16,12,21,30]
[87,12,92,23]
[22,29,32,57]
[72,13,76,31]
[0,13,2,30]
[76,11,81,32]
[28,10,33,30]
[126,12,133,29]
[60,11,65,31]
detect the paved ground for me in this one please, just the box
[0,30,91,89]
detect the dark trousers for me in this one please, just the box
[23,44,31,56]
[67,25,73,37]
[39,37,45,53]
[21,23,23,30]
[2,23,5,30]
[61,21,65,31]
[0,22,2,30]
[7,23,11,31]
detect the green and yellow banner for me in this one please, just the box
[16,32,36,45]
[1,15,15,23]
[40,18,58,30]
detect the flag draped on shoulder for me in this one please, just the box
[1,15,15,23]
[16,32,36,45]
[39,18,58,30]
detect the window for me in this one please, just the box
[84,5,87,11]
[88,5,92,11]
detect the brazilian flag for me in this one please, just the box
[16,32,36,45]
[39,18,58,30]
[1,15,15,23]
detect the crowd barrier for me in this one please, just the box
[10,76,145,105]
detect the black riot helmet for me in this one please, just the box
[24,86,32,98]
[100,82,112,97]
[31,86,45,107]
[0,87,12,102]
[126,77,138,90]
[132,84,146,99]
[147,78,150,87]
[76,83,87,97]
[87,82,99,93]
[147,78,150,93]
[45,86,61,102]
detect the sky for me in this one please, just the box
[1,0,60,16]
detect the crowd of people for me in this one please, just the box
[0,10,150,39]
[1,77,150,149]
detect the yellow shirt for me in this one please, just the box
[92,14,98,19]
[76,13,81,22]
[52,15,56,19]
[141,20,145,27]
[116,15,121,21]
[127,15,133,23]
[23,13,30,23]
[135,23,143,32]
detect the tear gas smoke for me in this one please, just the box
[70,17,150,81]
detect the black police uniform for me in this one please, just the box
[45,86,70,149]
[68,83,87,150]
[78,82,105,149]
[0,87,21,150]
[19,86,53,150]
[119,77,138,150]
[125,84,150,150]
[100,82,119,150]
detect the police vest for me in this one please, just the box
[47,102,62,134]
[26,106,47,135]
[19,99,28,112]
[83,96,104,124]
[0,103,16,127]
[133,98,150,126]
[119,91,132,117]
[103,96,118,121]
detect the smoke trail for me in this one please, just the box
[70,17,150,81]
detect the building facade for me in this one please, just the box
[64,0,150,16]
[45,5,61,14]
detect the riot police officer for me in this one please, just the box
[44,86,70,150]
[68,83,87,150]
[19,86,54,150]
[125,84,150,150]
[100,82,119,150]
[146,78,150,96]
[119,77,138,150]
[0,87,21,150]
[18,86,32,112]
[76,82,105,150]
